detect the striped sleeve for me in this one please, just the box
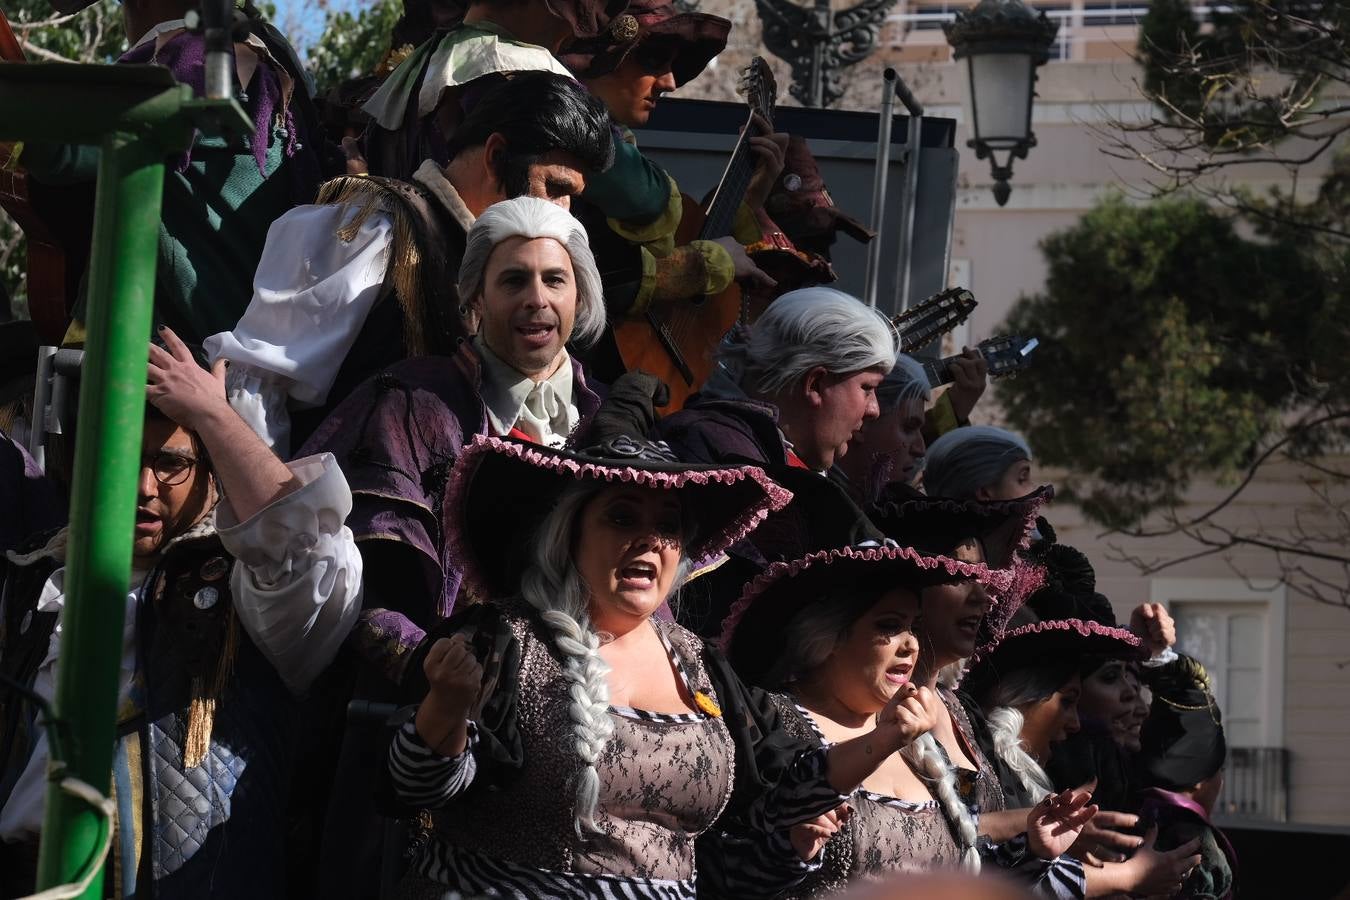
[981,836,1087,900]
[387,718,479,809]
[746,747,850,832]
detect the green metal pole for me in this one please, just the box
[34,130,165,897]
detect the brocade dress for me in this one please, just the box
[385,602,846,899]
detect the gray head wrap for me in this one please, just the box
[922,425,1031,500]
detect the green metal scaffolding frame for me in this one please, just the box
[0,62,248,898]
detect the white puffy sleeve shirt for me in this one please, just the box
[204,203,393,456]
[217,452,364,695]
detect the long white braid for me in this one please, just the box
[902,732,982,872]
[520,489,615,838]
[986,706,1054,805]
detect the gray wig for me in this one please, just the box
[763,588,883,691]
[716,287,897,399]
[877,353,932,416]
[979,663,1079,805]
[922,425,1032,500]
[457,197,607,348]
[519,480,693,836]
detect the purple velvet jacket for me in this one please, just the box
[656,393,791,468]
[299,344,603,680]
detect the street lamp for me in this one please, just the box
[943,0,1058,206]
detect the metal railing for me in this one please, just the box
[1219,747,1290,822]
[884,2,1237,58]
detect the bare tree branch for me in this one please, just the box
[18,38,75,63]
[9,12,81,30]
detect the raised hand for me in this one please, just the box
[146,326,229,433]
[743,113,789,212]
[876,682,941,750]
[1129,603,1176,657]
[946,346,989,424]
[424,636,484,717]
[1026,786,1098,860]
[712,236,777,292]
[341,136,370,176]
[1068,808,1144,863]
[789,804,852,862]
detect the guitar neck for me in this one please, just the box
[699,110,766,240]
[923,353,961,389]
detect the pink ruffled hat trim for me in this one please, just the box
[447,434,794,599]
[963,618,1144,686]
[718,543,1010,653]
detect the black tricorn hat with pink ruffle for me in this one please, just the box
[867,483,1054,570]
[447,434,792,598]
[719,544,1008,688]
[960,618,1145,703]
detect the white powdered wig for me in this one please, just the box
[986,706,1055,804]
[717,287,898,398]
[458,196,606,348]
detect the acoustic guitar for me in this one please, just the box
[611,57,781,410]
[922,334,1039,388]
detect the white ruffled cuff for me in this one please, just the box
[219,453,363,694]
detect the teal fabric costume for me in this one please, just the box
[22,15,324,344]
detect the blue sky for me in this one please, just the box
[269,0,357,56]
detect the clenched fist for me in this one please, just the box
[1129,603,1176,658]
[875,683,941,750]
[413,636,485,757]
[423,636,485,719]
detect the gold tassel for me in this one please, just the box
[315,176,429,357]
[183,687,214,770]
[183,613,239,769]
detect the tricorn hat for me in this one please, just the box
[447,434,791,598]
[960,617,1144,704]
[719,544,1008,689]
[867,483,1053,569]
[1138,655,1227,791]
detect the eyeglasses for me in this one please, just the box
[142,451,198,487]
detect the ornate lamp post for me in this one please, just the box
[757,0,900,108]
[943,0,1058,205]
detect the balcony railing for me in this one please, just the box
[1218,746,1289,822]
[884,3,1236,59]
